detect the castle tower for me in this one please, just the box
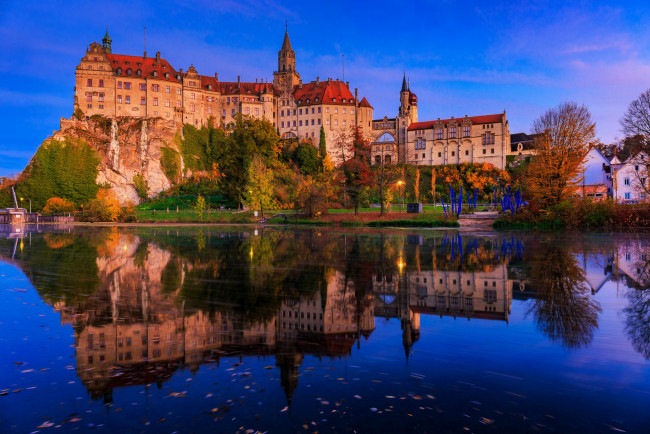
[102,27,112,54]
[399,73,409,116]
[396,72,418,162]
[273,25,301,95]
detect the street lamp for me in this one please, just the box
[397,180,405,213]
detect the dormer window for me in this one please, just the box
[332,98,336,102]
[152,71,158,78]
[306,98,310,103]
[207,84,212,90]
[315,97,319,103]
[126,68,132,76]
[137,62,142,66]
[165,72,169,79]
[342,98,346,103]
[298,99,302,104]
[136,69,142,76]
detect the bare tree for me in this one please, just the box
[525,102,596,208]
[621,89,650,138]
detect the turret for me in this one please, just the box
[278,24,295,73]
[102,27,112,54]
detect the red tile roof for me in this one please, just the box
[293,80,355,106]
[358,97,373,108]
[408,114,503,131]
[217,81,277,96]
[106,53,180,83]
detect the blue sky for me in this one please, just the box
[1,0,650,176]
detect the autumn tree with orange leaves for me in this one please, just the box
[525,102,596,208]
[342,126,373,216]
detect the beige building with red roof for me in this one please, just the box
[75,28,372,163]
[370,75,510,169]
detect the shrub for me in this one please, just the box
[84,189,121,222]
[43,197,76,214]
[133,174,149,199]
[160,147,181,183]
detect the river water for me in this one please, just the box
[0,225,648,433]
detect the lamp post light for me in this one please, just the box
[397,180,405,213]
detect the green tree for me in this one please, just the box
[295,143,321,175]
[219,114,280,207]
[319,126,327,160]
[194,194,206,221]
[15,137,99,210]
[244,154,275,218]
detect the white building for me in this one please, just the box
[610,152,649,203]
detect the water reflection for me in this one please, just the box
[1,227,649,407]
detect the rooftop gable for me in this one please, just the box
[106,53,180,82]
[293,79,355,106]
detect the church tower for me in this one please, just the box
[396,72,418,162]
[273,25,301,95]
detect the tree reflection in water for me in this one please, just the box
[624,287,650,359]
[527,240,602,350]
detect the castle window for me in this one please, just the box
[315,97,319,102]
[165,99,170,107]
[153,97,158,106]
[118,95,122,103]
[117,81,122,89]
[351,108,354,114]
[306,98,310,103]
[153,71,158,78]
[335,108,338,114]
[436,128,443,139]
[116,67,122,75]
[463,126,470,137]
[326,108,329,113]
[311,119,314,125]
[125,82,131,90]
[245,107,250,114]
[191,93,195,100]
[165,72,170,79]
[299,109,302,115]
[87,94,92,102]
[491,148,494,154]
[125,96,130,104]
[140,83,146,91]
[233,97,238,103]
[88,65,92,70]
[451,151,455,156]
[99,93,104,102]
[299,120,302,126]
[342,98,346,103]
[465,150,469,156]
[190,103,195,112]
[232,109,235,116]
[281,121,285,128]
[343,108,347,114]
[87,79,92,87]
[152,84,159,91]
[332,98,336,102]
[318,119,321,125]
[343,120,347,126]
[450,127,456,138]
[136,69,142,76]
[483,149,486,154]
[438,152,441,157]
[624,178,630,186]
[140,97,146,105]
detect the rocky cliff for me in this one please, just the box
[52,116,183,204]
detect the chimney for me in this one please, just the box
[256,78,258,83]
[155,51,160,63]
[214,72,218,80]
[346,81,349,89]
[316,76,319,87]
[237,75,241,86]
[299,79,302,88]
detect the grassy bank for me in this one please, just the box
[493,200,650,230]
[135,209,252,223]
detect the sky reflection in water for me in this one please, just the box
[0,226,649,433]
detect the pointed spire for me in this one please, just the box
[102,26,112,54]
[401,71,408,93]
[282,22,293,51]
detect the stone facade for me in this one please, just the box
[370,75,511,170]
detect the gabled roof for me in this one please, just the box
[213,80,277,96]
[293,79,355,106]
[408,114,503,131]
[610,155,622,165]
[106,53,180,83]
[358,97,372,108]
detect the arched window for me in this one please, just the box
[375,155,382,165]
[378,133,395,142]
[116,67,122,75]
[385,155,392,164]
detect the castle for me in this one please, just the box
[74,27,373,162]
[369,75,511,169]
[75,27,510,169]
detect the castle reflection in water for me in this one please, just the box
[2,227,647,405]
